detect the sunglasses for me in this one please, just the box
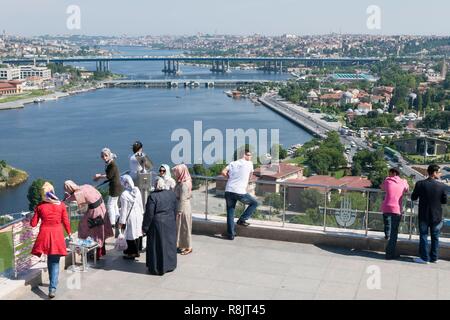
[159,169,166,172]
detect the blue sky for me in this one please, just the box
[2,0,449,36]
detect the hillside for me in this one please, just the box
[0,160,29,189]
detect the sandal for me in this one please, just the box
[180,248,193,255]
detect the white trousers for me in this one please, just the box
[107,196,120,225]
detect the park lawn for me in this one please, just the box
[0,90,52,104]
[0,231,13,274]
[333,170,346,179]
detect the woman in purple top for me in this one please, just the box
[381,168,409,260]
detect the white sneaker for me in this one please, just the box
[414,257,429,264]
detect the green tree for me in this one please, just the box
[208,162,227,177]
[271,144,288,160]
[297,189,323,212]
[27,178,53,211]
[263,193,284,214]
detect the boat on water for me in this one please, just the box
[231,90,242,99]
[224,90,233,97]
[33,98,44,103]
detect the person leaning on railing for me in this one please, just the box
[30,182,71,299]
[380,168,409,260]
[63,180,114,259]
[93,148,123,229]
[411,164,448,264]
[221,149,259,240]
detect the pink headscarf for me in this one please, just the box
[172,164,192,192]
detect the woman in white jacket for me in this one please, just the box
[118,174,144,260]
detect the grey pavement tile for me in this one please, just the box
[230,283,277,299]
[355,287,397,300]
[204,267,285,289]
[160,276,218,295]
[286,264,329,280]
[279,277,321,293]
[396,282,438,300]
[323,267,364,285]
[314,281,358,300]
[272,289,315,300]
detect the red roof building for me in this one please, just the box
[285,175,372,211]
[0,80,23,96]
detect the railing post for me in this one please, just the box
[365,191,370,237]
[12,223,17,279]
[282,184,286,228]
[204,177,209,221]
[409,200,414,240]
[323,188,328,232]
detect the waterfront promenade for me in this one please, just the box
[0,92,70,111]
[14,233,450,300]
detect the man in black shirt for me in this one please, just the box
[411,164,448,264]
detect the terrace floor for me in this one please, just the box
[15,234,450,300]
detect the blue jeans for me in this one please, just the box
[419,220,443,262]
[225,192,259,237]
[47,255,61,292]
[383,213,401,257]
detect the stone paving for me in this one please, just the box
[17,234,450,300]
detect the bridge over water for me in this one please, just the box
[2,56,383,74]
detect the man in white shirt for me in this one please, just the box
[221,149,259,240]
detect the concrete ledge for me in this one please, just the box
[192,216,450,260]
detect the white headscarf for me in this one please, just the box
[101,147,117,163]
[159,164,176,190]
[154,177,166,191]
[120,174,141,202]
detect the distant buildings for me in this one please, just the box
[426,58,447,84]
[0,80,23,95]
[0,65,51,81]
[0,66,20,80]
[19,65,51,80]
[285,175,372,211]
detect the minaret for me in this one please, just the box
[441,57,447,79]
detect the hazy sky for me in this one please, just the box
[2,0,449,36]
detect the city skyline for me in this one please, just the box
[2,0,450,37]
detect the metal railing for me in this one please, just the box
[0,204,81,280]
[189,174,426,239]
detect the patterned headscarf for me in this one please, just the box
[41,182,60,205]
[172,164,192,192]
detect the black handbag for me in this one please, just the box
[87,216,104,229]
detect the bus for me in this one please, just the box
[384,146,401,163]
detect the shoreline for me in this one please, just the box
[0,85,104,111]
[0,166,29,190]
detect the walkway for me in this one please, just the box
[16,234,450,300]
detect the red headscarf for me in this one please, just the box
[172,164,192,192]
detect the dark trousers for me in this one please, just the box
[419,220,443,262]
[124,238,140,256]
[383,213,401,258]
